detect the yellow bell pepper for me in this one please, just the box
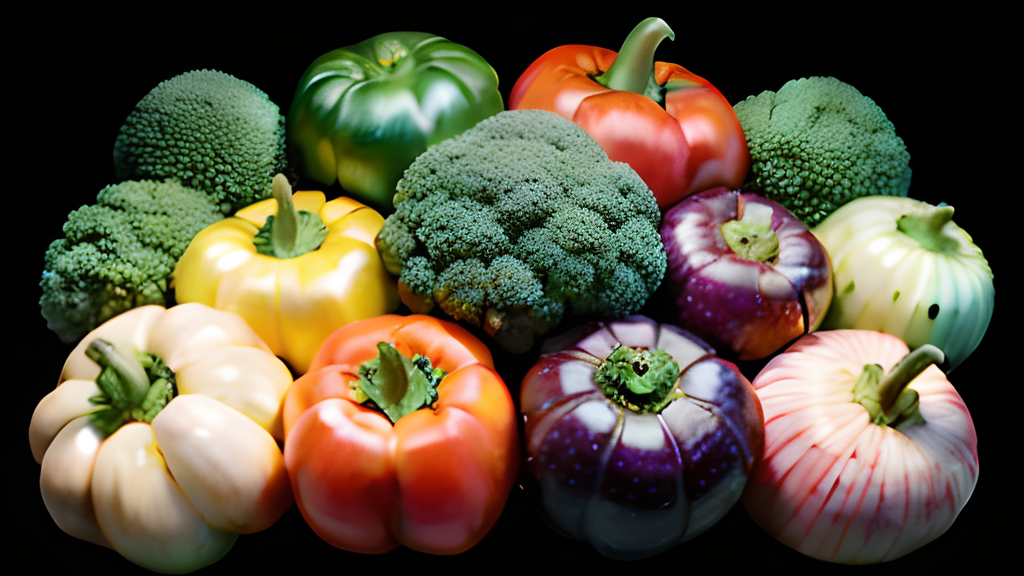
[174,174,399,373]
[29,304,294,574]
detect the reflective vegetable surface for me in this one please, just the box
[20,12,1004,573]
[744,330,978,563]
[520,316,763,559]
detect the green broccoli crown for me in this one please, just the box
[733,76,912,225]
[113,69,289,213]
[376,110,667,353]
[40,179,224,343]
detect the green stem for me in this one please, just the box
[595,345,681,414]
[272,174,299,256]
[356,342,444,423]
[252,174,328,259]
[86,340,150,407]
[720,198,780,263]
[896,204,958,254]
[853,344,944,429]
[85,339,177,437]
[594,17,674,104]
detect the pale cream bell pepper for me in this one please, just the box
[173,174,399,373]
[29,304,294,574]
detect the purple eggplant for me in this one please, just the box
[520,315,764,560]
[659,187,832,360]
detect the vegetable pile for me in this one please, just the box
[24,16,999,574]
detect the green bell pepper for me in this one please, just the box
[287,32,504,207]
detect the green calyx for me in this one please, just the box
[252,174,328,259]
[852,344,945,429]
[355,342,445,423]
[595,345,681,414]
[85,339,177,438]
[896,203,959,254]
[594,17,674,104]
[720,200,780,263]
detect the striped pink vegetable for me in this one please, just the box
[742,329,978,564]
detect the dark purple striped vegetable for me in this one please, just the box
[520,315,763,560]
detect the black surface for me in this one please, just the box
[17,11,1006,574]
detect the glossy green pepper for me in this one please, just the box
[287,32,504,208]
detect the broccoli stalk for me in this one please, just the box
[376,110,667,353]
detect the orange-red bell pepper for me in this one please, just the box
[281,314,518,555]
[510,17,749,209]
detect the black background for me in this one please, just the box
[16,11,1007,574]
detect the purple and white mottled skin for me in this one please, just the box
[659,187,832,360]
[743,330,978,564]
[520,315,764,560]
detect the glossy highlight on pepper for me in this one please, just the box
[282,314,518,555]
[174,175,399,374]
[29,304,294,574]
[510,17,749,209]
[288,31,504,207]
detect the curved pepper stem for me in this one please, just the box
[595,345,681,414]
[594,17,675,104]
[252,174,328,259]
[85,339,177,437]
[853,344,945,429]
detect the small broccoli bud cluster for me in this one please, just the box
[40,179,224,343]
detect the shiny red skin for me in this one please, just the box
[658,187,833,361]
[509,44,749,209]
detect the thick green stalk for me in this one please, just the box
[86,340,150,407]
[594,17,674,104]
[252,174,328,259]
[85,339,177,437]
[853,344,945,429]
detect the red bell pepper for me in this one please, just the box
[281,314,518,555]
[510,17,750,209]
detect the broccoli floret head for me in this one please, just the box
[733,76,912,225]
[376,110,667,353]
[113,69,289,213]
[40,179,224,343]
